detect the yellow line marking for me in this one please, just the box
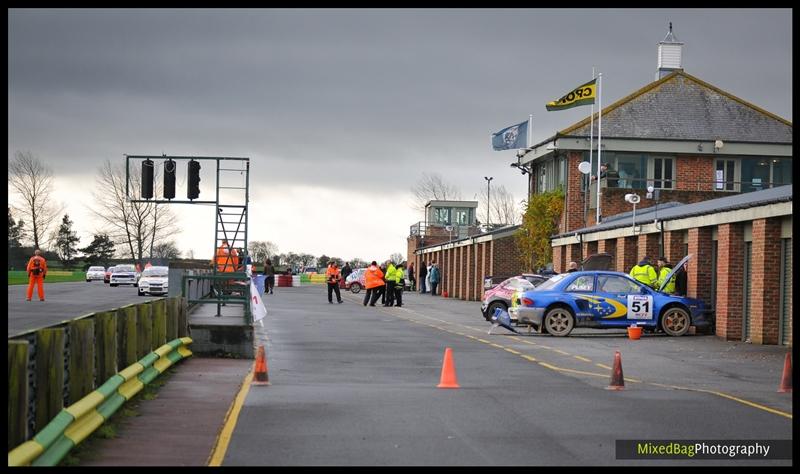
[208,368,254,466]
[648,383,792,419]
[378,300,793,420]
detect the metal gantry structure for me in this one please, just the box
[125,155,251,320]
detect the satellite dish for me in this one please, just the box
[445,225,454,232]
[578,161,592,174]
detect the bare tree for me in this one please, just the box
[248,240,279,264]
[409,172,462,213]
[8,151,64,249]
[89,160,179,267]
[389,252,405,264]
[477,184,520,226]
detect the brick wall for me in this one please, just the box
[675,155,715,191]
[600,188,728,223]
[716,223,744,341]
[598,238,616,263]
[582,240,598,260]
[663,230,685,264]
[687,227,713,304]
[562,152,586,233]
[637,233,660,262]
[553,245,565,273]
[616,236,638,273]
[567,243,582,268]
[493,237,524,279]
[749,218,782,344]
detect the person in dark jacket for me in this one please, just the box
[342,262,352,281]
[263,258,276,294]
[418,261,428,293]
[567,261,579,272]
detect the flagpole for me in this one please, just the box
[596,72,603,224]
[528,114,533,148]
[586,67,596,226]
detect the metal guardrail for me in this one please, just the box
[181,273,252,324]
[8,338,194,466]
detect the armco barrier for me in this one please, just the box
[8,337,193,467]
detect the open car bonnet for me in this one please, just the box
[658,254,692,293]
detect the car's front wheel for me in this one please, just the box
[544,307,575,336]
[660,307,691,336]
[485,301,507,321]
[350,282,362,294]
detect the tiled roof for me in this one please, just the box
[559,71,792,144]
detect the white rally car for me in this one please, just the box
[138,266,170,296]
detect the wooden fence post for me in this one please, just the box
[35,328,65,433]
[8,341,29,449]
[117,306,138,368]
[166,297,178,341]
[67,319,96,405]
[151,299,167,348]
[137,302,153,359]
[94,311,118,385]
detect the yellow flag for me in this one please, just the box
[546,79,597,111]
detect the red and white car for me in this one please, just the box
[480,274,548,321]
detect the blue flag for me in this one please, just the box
[492,120,528,151]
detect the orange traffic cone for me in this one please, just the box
[252,345,270,386]
[606,351,625,390]
[437,347,460,389]
[778,353,792,393]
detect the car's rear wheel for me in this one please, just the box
[660,307,691,336]
[544,307,575,337]
[486,301,507,321]
[350,282,362,294]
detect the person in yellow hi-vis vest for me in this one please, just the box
[630,256,658,288]
[656,256,676,294]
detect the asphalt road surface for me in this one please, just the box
[8,281,162,337]
[222,286,792,466]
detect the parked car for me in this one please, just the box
[480,274,549,321]
[85,266,106,282]
[110,264,139,287]
[138,266,169,296]
[104,266,118,284]
[484,273,549,291]
[303,267,319,274]
[345,268,367,293]
[509,256,711,337]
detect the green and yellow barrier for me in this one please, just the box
[8,337,193,467]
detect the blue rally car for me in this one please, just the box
[509,256,712,337]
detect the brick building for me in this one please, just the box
[551,185,792,346]
[408,28,792,345]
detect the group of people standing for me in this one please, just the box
[415,261,441,295]
[362,260,406,307]
[629,256,686,295]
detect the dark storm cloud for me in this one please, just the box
[9,8,792,196]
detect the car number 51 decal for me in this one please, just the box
[627,295,654,319]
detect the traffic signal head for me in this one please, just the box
[141,159,154,199]
[188,160,201,200]
[163,159,176,199]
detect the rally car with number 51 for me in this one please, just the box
[509,255,712,337]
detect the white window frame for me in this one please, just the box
[714,158,740,192]
[646,156,676,189]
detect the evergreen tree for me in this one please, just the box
[8,207,25,249]
[54,214,80,269]
[79,234,116,268]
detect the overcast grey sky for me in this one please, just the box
[8,8,792,261]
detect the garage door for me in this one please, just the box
[742,242,752,342]
[780,238,792,345]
